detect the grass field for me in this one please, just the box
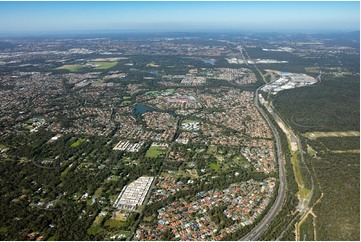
[56,61,117,71]
[71,138,87,147]
[209,161,220,172]
[178,168,198,178]
[291,152,304,186]
[56,64,85,72]
[145,145,167,158]
[145,90,160,95]
[93,213,106,226]
[290,151,312,209]
[182,119,196,124]
[160,171,180,179]
[117,230,131,237]
[89,61,118,70]
[298,187,311,206]
[165,88,175,93]
[104,219,125,228]
[121,101,132,105]
[87,226,104,235]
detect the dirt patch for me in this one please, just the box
[304,131,360,140]
[276,119,298,152]
[305,67,319,73]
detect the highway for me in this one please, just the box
[239,48,316,240]
[274,104,314,240]
[234,42,287,241]
[239,86,287,241]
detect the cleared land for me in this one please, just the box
[304,131,360,140]
[291,151,311,210]
[104,219,125,228]
[145,146,167,158]
[56,64,84,72]
[304,67,319,73]
[298,213,315,241]
[71,138,87,147]
[89,61,118,70]
[209,160,221,172]
[273,111,297,151]
[330,149,360,154]
[271,106,311,211]
[56,61,118,71]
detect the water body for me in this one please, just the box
[202,59,216,65]
[133,104,176,120]
[134,104,154,118]
[148,71,158,75]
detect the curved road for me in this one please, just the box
[240,87,287,241]
[234,43,316,240]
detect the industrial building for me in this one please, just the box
[113,176,155,211]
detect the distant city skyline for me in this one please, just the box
[0,1,359,36]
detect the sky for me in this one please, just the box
[0,1,359,35]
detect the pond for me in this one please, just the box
[148,71,158,75]
[134,104,154,118]
[202,59,216,65]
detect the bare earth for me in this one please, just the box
[304,131,360,140]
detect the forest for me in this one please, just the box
[273,74,359,133]
[270,72,360,240]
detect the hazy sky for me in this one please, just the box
[0,1,359,34]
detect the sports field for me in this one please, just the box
[89,61,118,69]
[56,64,85,72]
[145,145,167,158]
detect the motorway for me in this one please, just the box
[239,86,287,241]
[238,42,316,240]
[129,43,313,241]
[233,42,287,240]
